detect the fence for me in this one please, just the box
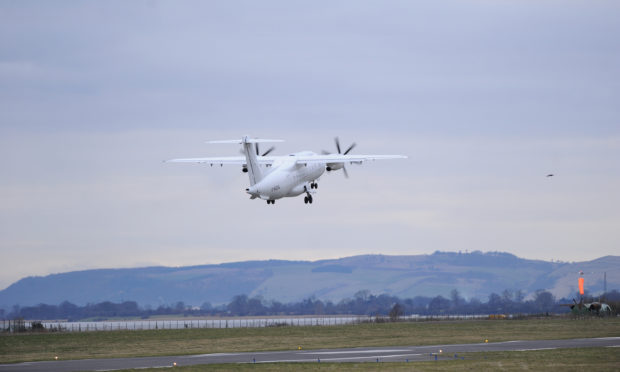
[1,314,492,333]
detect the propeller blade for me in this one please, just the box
[335,137,341,154]
[261,146,275,156]
[255,143,260,156]
[343,165,349,178]
[343,142,357,155]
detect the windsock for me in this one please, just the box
[578,277,585,295]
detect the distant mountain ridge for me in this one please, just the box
[1,252,618,310]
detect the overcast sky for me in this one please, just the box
[1,1,619,290]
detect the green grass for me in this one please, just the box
[1,317,619,364]
[117,347,620,371]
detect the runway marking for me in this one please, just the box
[256,353,422,363]
[515,348,557,352]
[95,368,172,372]
[606,345,620,348]
[307,349,411,355]
[186,353,243,358]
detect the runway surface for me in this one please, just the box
[1,337,618,371]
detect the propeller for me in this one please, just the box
[324,137,356,178]
[337,137,356,155]
[240,144,276,157]
[256,143,275,156]
[240,144,276,172]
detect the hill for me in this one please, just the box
[1,252,618,310]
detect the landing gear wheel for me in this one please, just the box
[304,197,308,204]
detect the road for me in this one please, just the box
[1,337,619,371]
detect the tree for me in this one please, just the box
[487,293,502,313]
[428,296,451,314]
[450,289,463,308]
[389,303,403,321]
[354,290,371,301]
[514,289,525,303]
[247,297,265,315]
[228,295,249,316]
[534,290,555,313]
[314,300,325,315]
[501,290,513,303]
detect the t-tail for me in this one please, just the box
[207,136,283,186]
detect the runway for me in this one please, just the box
[1,337,618,371]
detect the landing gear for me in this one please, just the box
[266,200,275,205]
[310,182,318,189]
[303,186,313,204]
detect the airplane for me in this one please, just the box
[166,136,407,205]
[562,298,612,316]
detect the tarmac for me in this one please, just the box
[1,337,619,371]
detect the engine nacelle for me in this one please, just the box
[326,163,343,172]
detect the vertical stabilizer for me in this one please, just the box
[242,137,262,186]
[207,136,283,187]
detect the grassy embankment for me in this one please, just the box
[1,317,619,364]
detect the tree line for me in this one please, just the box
[5,289,619,321]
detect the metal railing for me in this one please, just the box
[1,314,495,333]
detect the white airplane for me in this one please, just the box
[167,136,406,205]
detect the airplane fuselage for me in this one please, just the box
[246,151,324,200]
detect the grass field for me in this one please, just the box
[117,347,620,372]
[1,317,619,364]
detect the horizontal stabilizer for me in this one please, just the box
[164,156,276,165]
[295,154,407,165]
[207,138,284,144]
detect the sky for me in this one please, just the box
[1,0,619,290]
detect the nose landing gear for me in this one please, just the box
[266,200,275,205]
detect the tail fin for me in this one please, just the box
[243,141,263,186]
[208,136,283,186]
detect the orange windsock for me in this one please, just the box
[578,277,585,295]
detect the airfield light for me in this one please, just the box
[54,356,58,360]
[579,276,585,295]
[173,362,177,367]
[439,349,443,353]
[485,339,488,343]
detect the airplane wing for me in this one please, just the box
[165,156,276,165]
[294,154,407,165]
